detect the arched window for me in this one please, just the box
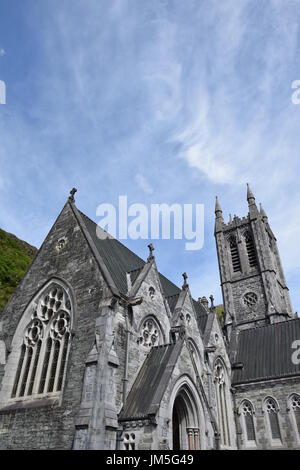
[290,394,300,439]
[244,231,257,268]
[214,360,231,447]
[137,316,163,348]
[264,397,281,443]
[229,236,241,273]
[11,283,72,399]
[240,400,256,445]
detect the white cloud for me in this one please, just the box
[0,48,5,57]
[135,174,154,195]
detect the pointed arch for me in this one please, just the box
[239,399,256,447]
[169,375,206,450]
[137,315,165,348]
[288,393,300,442]
[0,278,74,405]
[263,396,282,444]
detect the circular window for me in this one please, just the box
[149,287,155,300]
[138,317,161,348]
[243,292,258,307]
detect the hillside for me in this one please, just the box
[0,228,37,314]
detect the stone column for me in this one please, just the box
[193,428,200,450]
[187,428,194,450]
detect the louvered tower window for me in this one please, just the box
[291,394,300,438]
[241,400,256,443]
[265,398,281,441]
[12,284,72,399]
[229,236,241,273]
[244,231,257,268]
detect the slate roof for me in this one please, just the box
[119,341,183,421]
[79,210,208,328]
[232,318,300,385]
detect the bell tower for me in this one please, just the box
[215,185,294,338]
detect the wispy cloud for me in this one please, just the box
[135,174,154,195]
[0,0,300,308]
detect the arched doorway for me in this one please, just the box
[172,387,200,450]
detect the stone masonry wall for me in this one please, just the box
[234,377,300,449]
[0,202,109,449]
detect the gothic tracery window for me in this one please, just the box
[138,317,161,348]
[264,397,281,442]
[241,400,256,444]
[214,360,231,447]
[229,236,241,273]
[290,394,300,439]
[11,284,72,399]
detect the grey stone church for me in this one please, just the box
[0,185,299,450]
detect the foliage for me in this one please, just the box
[0,228,37,314]
[216,304,224,322]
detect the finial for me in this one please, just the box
[209,294,215,311]
[229,213,232,223]
[69,187,77,203]
[247,183,255,204]
[182,272,189,290]
[147,243,155,262]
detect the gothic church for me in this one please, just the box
[0,185,299,450]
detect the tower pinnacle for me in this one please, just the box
[247,183,255,205]
[260,203,268,220]
[215,196,223,218]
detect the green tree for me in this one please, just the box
[0,229,37,314]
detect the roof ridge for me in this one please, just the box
[239,316,300,334]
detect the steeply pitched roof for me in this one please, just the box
[119,341,183,421]
[232,318,300,385]
[78,209,208,322]
[80,211,145,294]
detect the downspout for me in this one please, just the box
[122,305,130,404]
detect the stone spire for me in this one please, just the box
[215,196,223,218]
[214,196,224,234]
[247,183,256,205]
[247,183,258,218]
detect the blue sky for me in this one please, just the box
[1,0,300,310]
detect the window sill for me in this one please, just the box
[0,394,60,411]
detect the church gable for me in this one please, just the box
[0,198,113,449]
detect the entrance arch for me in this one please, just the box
[170,377,204,450]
